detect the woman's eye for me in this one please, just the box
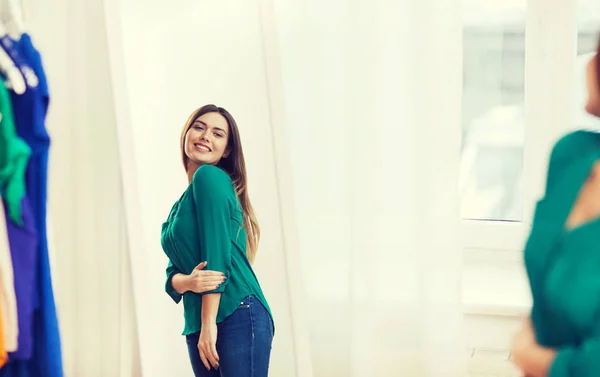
[215,133,224,138]
[194,125,203,131]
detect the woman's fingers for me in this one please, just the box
[198,341,219,370]
[199,272,226,284]
[190,271,226,293]
[198,345,211,371]
[208,343,220,369]
[204,276,226,284]
[200,270,226,277]
[201,285,221,292]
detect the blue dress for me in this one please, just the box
[0,33,63,377]
[0,74,37,363]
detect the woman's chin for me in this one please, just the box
[585,102,600,117]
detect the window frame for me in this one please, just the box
[461,0,579,255]
[460,0,582,317]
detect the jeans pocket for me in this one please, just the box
[238,297,251,309]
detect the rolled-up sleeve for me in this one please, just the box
[191,166,233,295]
[165,260,183,303]
[549,330,600,377]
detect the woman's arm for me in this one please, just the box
[170,273,191,295]
[543,339,600,377]
[512,318,600,377]
[512,319,555,377]
[191,166,236,371]
[166,260,226,302]
[201,293,221,324]
[171,262,226,294]
[190,165,235,293]
[515,344,556,377]
[198,293,222,370]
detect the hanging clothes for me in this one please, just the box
[1,197,37,363]
[0,304,7,369]
[0,33,63,377]
[0,38,30,228]
[0,78,37,363]
[0,202,18,353]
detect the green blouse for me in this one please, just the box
[161,164,272,335]
[0,82,30,226]
[524,129,600,377]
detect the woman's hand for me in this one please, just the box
[186,261,226,294]
[511,318,555,377]
[198,321,219,371]
[511,318,536,367]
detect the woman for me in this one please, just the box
[511,35,600,377]
[161,104,274,377]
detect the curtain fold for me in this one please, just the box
[273,0,466,375]
[19,0,465,375]
[21,0,141,376]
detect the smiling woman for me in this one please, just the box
[178,104,260,263]
[182,111,230,169]
[163,104,274,377]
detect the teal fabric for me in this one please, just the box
[0,81,30,226]
[524,129,600,377]
[161,164,273,335]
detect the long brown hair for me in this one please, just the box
[596,33,600,89]
[180,104,260,264]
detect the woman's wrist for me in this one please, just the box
[201,314,217,324]
[523,344,556,377]
[171,273,191,294]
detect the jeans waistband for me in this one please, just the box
[240,295,256,306]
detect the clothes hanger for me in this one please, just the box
[1,0,25,39]
[0,20,26,94]
[0,0,36,89]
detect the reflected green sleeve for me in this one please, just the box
[165,259,182,304]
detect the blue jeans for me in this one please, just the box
[186,295,274,377]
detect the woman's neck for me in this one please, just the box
[565,194,600,230]
[187,164,201,184]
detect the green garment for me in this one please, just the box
[0,82,30,226]
[524,129,600,377]
[161,164,273,335]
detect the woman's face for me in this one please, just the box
[585,54,600,117]
[184,112,230,169]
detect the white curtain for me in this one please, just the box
[17,0,466,375]
[22,0,141,376]
[272,0,467,376]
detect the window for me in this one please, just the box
[460,0,525,223]
[460,0,596,252]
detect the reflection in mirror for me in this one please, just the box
[110,2,303,376]
[12,0,595,376]
[6,0,468,376]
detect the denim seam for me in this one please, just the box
[249,299,256,377]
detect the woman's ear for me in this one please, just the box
[587,161,600,182]
[223,148,231,158]
[585,54,600,117]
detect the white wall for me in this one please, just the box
[112,0,302,376]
